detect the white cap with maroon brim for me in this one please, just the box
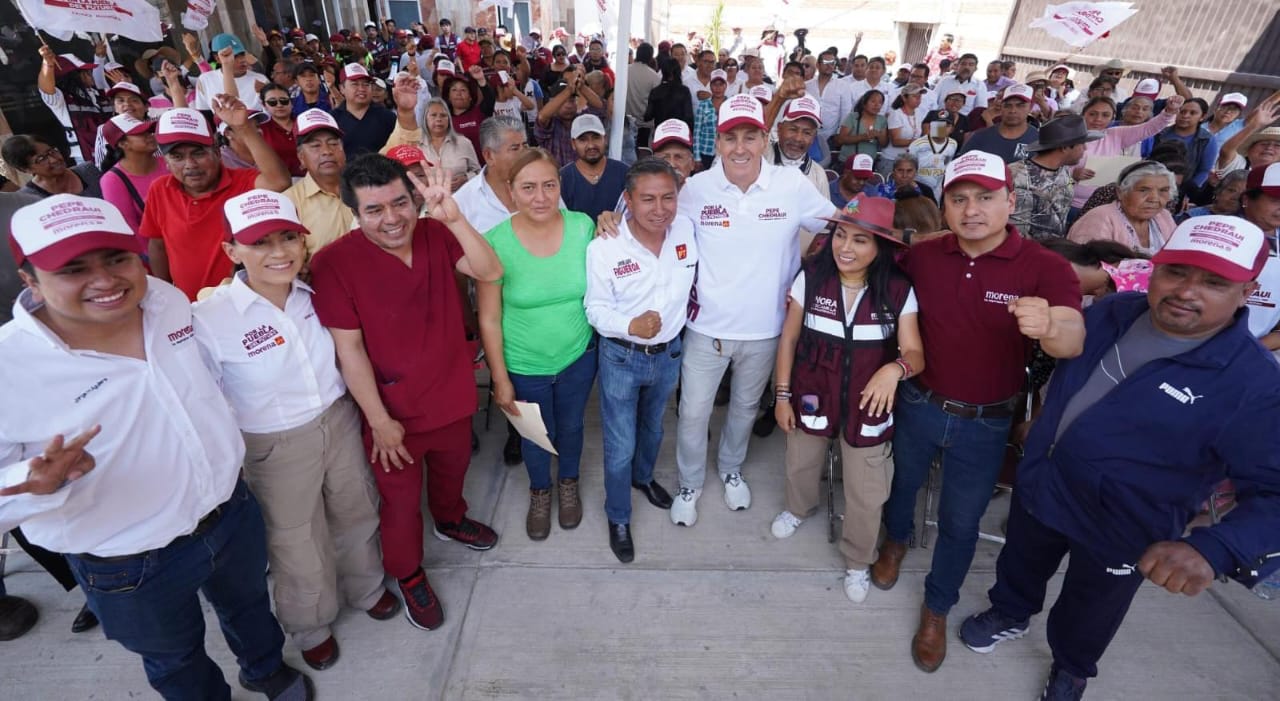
[106,82,144,99]
[718,93,766,132]
[710,69,728,83]
[9,195,144,270]
[156,108,213,148]
[1134,78,1160,98]
[223,190,310,245]
[1151,215,1267,283]
[339,63,372,82]
[102,114,155,148]
[651,119,692,150]
[944,151,1011,192]
[781,95,822,127]
[435,59,457,76]
[55,54,97,75]
[845,153,874,177]
[1003,84,1034,103]
[748,84,773,103]
[1220,92,1248,109]
[295,108,344,142]
[1246,163,1280,198]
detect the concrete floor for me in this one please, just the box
[2,396,1278,700]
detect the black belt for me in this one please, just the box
[911,380,1017,419]
[606,336,671,355]
[74,501,228,564]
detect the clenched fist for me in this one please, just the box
[1008,296,1053,340]
[628,310,662,339]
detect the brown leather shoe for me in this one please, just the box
[558,478,582,529]
[527,488,552,540]
[366,589,401,620]
[871,539,907,590]
[911,605,947,673]
[302,635,340,671]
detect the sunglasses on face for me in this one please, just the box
[264,98,290,107]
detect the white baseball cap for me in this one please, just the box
[435,59,457,76]
[1134,78,1160,98]
[295,108,344,142]
[1151,215,1267,283]
[339,63,372,82]
[781,95,822,127]
[1220,92,1248,109]
[571,113,607,139]
[156,107,213,149]
[709,69,728,83]
[718,93,766,132]
[1003,84,1034,103]
[102,114,154,148]
[305,33,319,43]
[106,81,144,99]
[651,119,692,150]
[9,195,143,270]
[943,150,1011,192]
[844,153,874,177]
[748,84,774,103]
[223,190,310,245]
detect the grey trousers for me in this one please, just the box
[676,329,779,490]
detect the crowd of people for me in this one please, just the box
[0,16,1279,701]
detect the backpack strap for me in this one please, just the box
[109,166,146,214]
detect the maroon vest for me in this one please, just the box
[790,265,910,447]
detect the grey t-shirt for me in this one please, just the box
[1055,311,1207,440]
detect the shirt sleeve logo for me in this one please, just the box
[167,324,194,345]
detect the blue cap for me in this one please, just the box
[211,33,246,55]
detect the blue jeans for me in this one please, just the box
[509,341,599,490]
[66,480,285,700]
[598,335,683,523]
[882,381,1012,615]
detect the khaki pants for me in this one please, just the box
[242,395,385,650]
[784,431,894,569]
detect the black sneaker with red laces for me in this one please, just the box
[433,517,499,551]
[397,569,444,631]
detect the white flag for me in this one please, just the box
[15,0,163,43]
[1029,2,1138,48]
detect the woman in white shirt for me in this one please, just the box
[421,98,481,192]
[192,190,397,671]
[878,83,925,176]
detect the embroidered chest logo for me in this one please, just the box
[74,377,109,404]
[758,207,787,221]
[1158,382,1204,405]
[699,204,731,227]
[167,324,194,346]
[811,295,839,317]
[613,259,641,278]
[983,290,1019,306]
[676,244,688,260]
[243,324,286,357]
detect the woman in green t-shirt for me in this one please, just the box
[477,147,598,542]
[834,89,889,165]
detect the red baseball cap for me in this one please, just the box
[223,190,310,245]
[339,63,372,82]
[9,195,144,269]
[386,144,432,168]
[844,153,874,178]
[102,114,155,148]
[156,108,213,148]
[1151,215,1267,283]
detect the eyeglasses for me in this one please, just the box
[264,98,290,107]
[724,63,738,69]
[30,149,62,166]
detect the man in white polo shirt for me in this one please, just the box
[585,159,697,562]
[805,48,855,163]
[672,94,836,525]
[930,53,988,117]
[0,196,311,699]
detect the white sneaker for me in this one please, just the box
[844,568,871,603]
[723,472,751,511]
[670,487,702,526]
[771,510,804,538]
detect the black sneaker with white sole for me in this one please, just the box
[958,606,1030,653]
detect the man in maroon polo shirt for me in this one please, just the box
[309,154,503,631]
[871,150,1085,673]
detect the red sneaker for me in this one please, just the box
[433,517,499,551]
[398,569,444,631]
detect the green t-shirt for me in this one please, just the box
[486,209,595,375]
